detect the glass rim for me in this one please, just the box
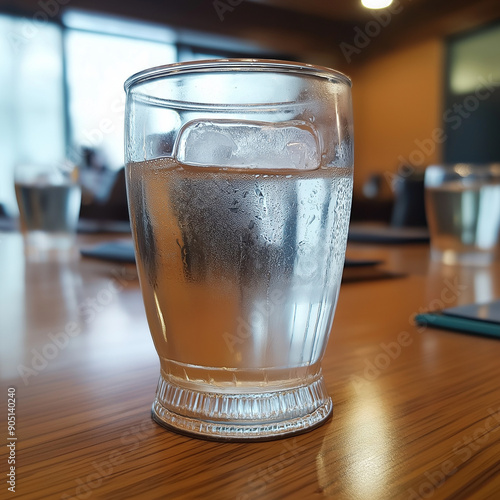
[426,163,500,174]
[425,163,500,185]
[124,58,352,92]
[427,163,500,168]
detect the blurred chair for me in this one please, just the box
[390,170,427,228]
[351,173,394,223]
[79,167,129,222]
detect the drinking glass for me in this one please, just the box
[425,164,500,265]
[15,161,81,259]
[124,59,353,440]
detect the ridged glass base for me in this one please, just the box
[151,374,333,441]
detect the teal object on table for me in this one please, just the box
[415,299,500,339]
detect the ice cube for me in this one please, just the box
[173,119,320,170]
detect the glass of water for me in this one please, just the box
[124,59,353,440]
[425,163,500,265]
[15,161,81,259]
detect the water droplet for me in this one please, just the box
[307,215,316,226]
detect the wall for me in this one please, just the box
[348,38,445,197]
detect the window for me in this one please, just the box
[444,22,500,163]
[0,8,279,216]
[0,15,65,214]
[64,10,177,171]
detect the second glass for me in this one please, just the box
[124,60,354,440]
[15,161,81,259]
[425,164,500,265]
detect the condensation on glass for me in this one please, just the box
[124,60,354,440]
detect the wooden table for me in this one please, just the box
[1,231,500,499]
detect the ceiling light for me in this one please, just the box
[361,0,393,9]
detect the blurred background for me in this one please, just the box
[0,0,499,224]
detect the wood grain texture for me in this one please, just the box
[1,233,500,499]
